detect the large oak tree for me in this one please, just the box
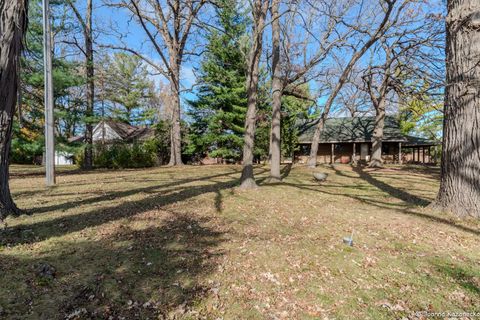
[434,0,480,218]
[307,0,404,167]
[267,0,348,180]
[0,0,29,219]
[239,0,270,188]
[109,0,206,166]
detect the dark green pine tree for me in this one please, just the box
[186,0,248,161]
[11,0,84,164]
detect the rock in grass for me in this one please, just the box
[313,172,328,182]
[35,262,56,280]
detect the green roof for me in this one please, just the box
[297,116,438,146]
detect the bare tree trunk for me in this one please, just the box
[168,55,183,166]
[240,0,269,188]
[307,113,327,167]
[0,0,28,219]
[307,60,363,167]
[268,0,282,181]
[240,57,260,188]
[168,87,183,166]
[67,0,95,169]
[363,59,390,169]
[369,98,385,168]
[83,0,94,169]
[434,0,480,218]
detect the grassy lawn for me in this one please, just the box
[1,164,479,319]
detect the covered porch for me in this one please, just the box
[296,116,440,166]
[296,140,438,165]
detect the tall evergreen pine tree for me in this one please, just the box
[187,0,248,161]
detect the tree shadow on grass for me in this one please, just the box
[273,167,480,237]
[1,175,241,247]
[21,168,242,215]
[433,260,480,296]
[4,167,269,247]
[396,164,441,179]
[0,213,224,319]
[349,165,431,206]
[281,163,293,180]
[257,164,293,185]
[9,167,111,179]
[2,166,275,318]
[215,190,223,213]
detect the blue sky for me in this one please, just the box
[93,1,202,88]
[59,0,446,121]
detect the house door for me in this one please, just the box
[360,143,369,161]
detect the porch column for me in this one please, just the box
[417,147,421,163]
[398,142,402,164]
[422,146,426,164]
[331,143,334,164]
[352,142,356,164]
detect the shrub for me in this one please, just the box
[74,145,86,166]
[130,142,156,168]
[76,141,159,169]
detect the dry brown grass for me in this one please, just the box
[1,164,479,319]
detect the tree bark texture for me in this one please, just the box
[434,0,480,218]
[240,0,269,188]
[168,51,183,166]
[269,0,282,181]
[84,0,94,169]
[365,66,390,168]
[369,98,385,168]
[0,0,28,219]
[168,70,183,166]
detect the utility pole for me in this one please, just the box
[42,0,56,186]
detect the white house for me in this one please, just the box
[69,120,155,144]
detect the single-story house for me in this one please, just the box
[296,116,439,164]
[69,120,155,144]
